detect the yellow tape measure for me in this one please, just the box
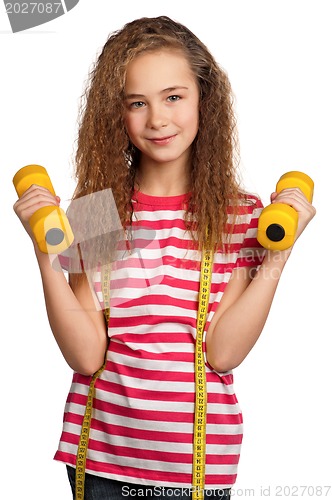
[75,252,212,500]
[75,265,110,500]
[192,249,213,500]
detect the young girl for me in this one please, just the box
[13,15,315,500]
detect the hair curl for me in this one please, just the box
[72,15,246,258]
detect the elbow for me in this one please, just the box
[66,336,108,376]
[206,351,241,373]
[72,360,104,377]
[68,353,106,377]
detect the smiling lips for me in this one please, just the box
[147,135,176,145]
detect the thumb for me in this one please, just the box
[270,191,278,203]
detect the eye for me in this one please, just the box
[167,95,181,103]
[130,101,145,109]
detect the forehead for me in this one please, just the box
[124,49,196,93]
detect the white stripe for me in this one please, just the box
[68,370,236,397]
[87,449,239,476]
[97,371,237,396]
[133,207,258,224]
[70,370,237,399]
[107,322,196,335]
[94,390,241,415]
[109,304,198,319]
[132,209,187,220]
[62,409,242,437]
[89,428,242,456]
[95,391,194,412]
[110,341,195,354]
[105,353,195,372]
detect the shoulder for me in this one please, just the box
[229,192,264,226]
[237,192,264,211]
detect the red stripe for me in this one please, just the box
[93,399,194,423]
[105,361,196,382]
[90,419,242,446]
[107,254,202,273]
[97,379,195,403]
[104,361,235,389]
[109,314,197,330]
[96,274,200,293]
[89,439,194,462]
[88,438,240,465]
[54,450,76,465]
[91,399,242,425]
[110,332,196,345]
[108,340,195,362]
[60,430,79,446]
[93,419,191,443]
[131,218,189,231]
[111,294,199,311]
[205,473,238,485]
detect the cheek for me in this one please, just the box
[183,106,199,136]
[124,114,142,140]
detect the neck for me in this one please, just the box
[135,159,191,197]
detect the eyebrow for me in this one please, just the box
[125,86,189,99]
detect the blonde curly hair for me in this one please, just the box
[72,15,246,256]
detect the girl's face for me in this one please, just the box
[124,49,199,170]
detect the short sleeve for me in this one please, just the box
[234,196,266,269]
[57,244,84,274]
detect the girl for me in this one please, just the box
[13,15,315,500]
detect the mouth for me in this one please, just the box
[147,135,176,146]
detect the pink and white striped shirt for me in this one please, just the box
[54,190,264,489]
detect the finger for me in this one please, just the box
[14,195,58,213]
[272,188,310,208]
[273,187,307,202]
[22,184,53,195]
[14,194,59,221]
[15,189,59,209]
[17,184,57,202]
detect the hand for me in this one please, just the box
[270,187,316,245]
[13,184,61,245]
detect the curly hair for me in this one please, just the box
[72,15,246,256]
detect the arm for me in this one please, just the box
[13,185,108,376]
[206,187,316,373]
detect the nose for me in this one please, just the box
[147,103,168,129]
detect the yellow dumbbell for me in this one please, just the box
[257,171,314,251]
[13,164,74,254]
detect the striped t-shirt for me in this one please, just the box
[54,190,264,489]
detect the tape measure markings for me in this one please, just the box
[192,249,213,500]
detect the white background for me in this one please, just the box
[0,1,331,499]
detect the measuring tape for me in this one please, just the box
[192,248,213,500]
[75,264,111,500]
[75,251,212,500]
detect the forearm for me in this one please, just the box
[35,248,107,375]
[206,250,291,372]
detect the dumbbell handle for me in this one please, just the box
[13,164,74,254]
[257,171,314,251]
